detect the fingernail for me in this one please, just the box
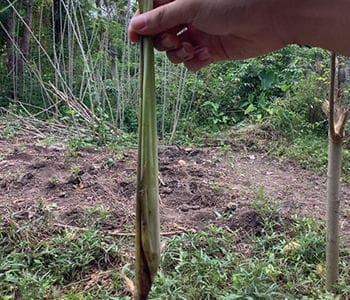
[197,48,211,61]
[131,15,146,31]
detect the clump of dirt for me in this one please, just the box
[0,135,349,246]
[229,210,265,236]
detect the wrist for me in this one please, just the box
[272,0,301,47]
[274,0,350,55]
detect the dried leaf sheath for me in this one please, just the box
[135,0,160,299]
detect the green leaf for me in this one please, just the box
[259,70,276,89]
[244,103,257,115]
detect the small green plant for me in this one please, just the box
[48,176,61,188]
[83,206,111,227]
[271,134,350,182]
[1,125,19,139]
[70,165,81,177]
[209,180,221,193]
[103,157,115,169]
[202,100,234,129]
[251,185,277,215]
[0,208,123,299]
[66,136,91,157]
[109,133,137,151]
[0,205,349,299]
[267,71,328,137]
[218,142,232,157]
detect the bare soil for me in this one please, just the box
[0,135,349,247]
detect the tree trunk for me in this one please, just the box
[5,9,17,101]
[325,52,349,290]
[18,0,33,78]
[53,0,64,45]
[326,138,342,289]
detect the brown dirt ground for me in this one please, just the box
[0,135,349,247]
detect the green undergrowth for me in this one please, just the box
[150,217,349,299]
[0,201,349,299]
[0,203,129,299]
[271,133,350,181]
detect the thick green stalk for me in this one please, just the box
[135,1,160,299]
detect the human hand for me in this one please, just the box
[128,0,288,71]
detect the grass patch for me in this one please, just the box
[0,204,127,299]
[0,204,349,299]
[150,216,349,299]
[273,134,350,181]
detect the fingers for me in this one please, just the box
[154,32,182,51]
[153,32,211,70]
[128,11,140,42]
[166,42,195,63]
[128,0,211,71]
[165,44,212,71]
[129,0,196,37]
[184,47,212,71]
[184,58,211,72]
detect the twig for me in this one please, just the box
[52,222,186,236]
[158,172,166,186]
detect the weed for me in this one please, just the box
[108,133,137,151]
[209,181,221,193]
[0,209,124,299]
[48,176,61,188]
[218,142,233,157]
[103,157,115,169]
[82,206,112,228]
[70,165,82,177]
[66,136,91,157]
[1,125,21,139]
[251,185,277,215]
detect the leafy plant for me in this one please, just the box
[149,216,349,299]
[267,72,328,136]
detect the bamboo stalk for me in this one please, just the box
[135,1,160,299]
[325,52,348,290]
[326,138,342,289]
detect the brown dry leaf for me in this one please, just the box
[282,241,301,254]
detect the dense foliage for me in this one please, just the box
[0,0,338,143]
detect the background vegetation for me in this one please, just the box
[1,0,346,142]
[2,0,350,174]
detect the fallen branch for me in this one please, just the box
[52,222,188,237]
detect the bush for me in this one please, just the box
[267,72,328,136]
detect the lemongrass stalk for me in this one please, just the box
[135,0,160,299]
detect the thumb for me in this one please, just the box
[130,0,196,36]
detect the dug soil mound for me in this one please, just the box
[0,135,349,246]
